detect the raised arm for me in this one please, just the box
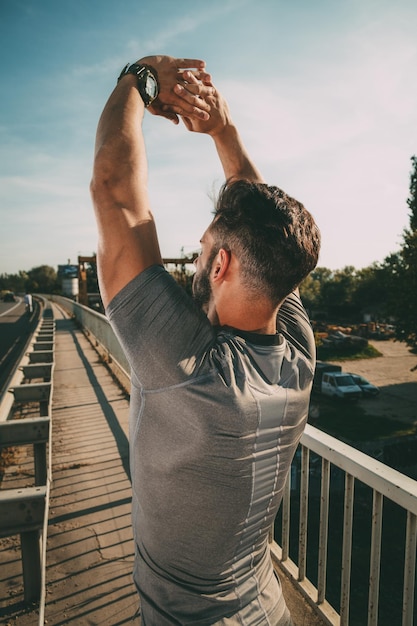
[90,56,210,308]
[177,75,264,183]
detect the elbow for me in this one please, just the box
[90,152,120,205]
[90,173,105,208]
[90,171,117,214]
[90,172,103,203]
[91,149,106,201]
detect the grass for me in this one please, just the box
[311,396,417,442]
[317,343,382,362]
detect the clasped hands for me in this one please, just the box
[138,55,227,133]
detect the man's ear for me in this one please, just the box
[211,248,231,282]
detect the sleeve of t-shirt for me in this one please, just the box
[277,292,316,367]
[105,265,215,389]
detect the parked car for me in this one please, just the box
[322,330,368,350]
[3,291,16,302]
[313,363,361,400]
[348,373,380,397]
[320,372,363,400]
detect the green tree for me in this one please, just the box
[27,265,59,294]
[408,155,417,230]
[299,267,332,314]
[0,270,29,294]
[320,266,360,321]
[385,156,417,345]
[351,263,391,321]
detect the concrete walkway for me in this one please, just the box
[43,307,138,625]
[1,303,326,625]
[0,305,138,625]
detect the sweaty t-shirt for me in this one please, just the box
[106,265,315,625]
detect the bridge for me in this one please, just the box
[0,296,416,625]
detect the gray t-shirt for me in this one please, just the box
[107,265,315,625]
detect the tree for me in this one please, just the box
[299,267,332,315]
[320,266,360,321]
[386,156,417,345]
[351,263,391,320]
[26,265,59,294]
[0,270,28,294]
[408,155,417,230]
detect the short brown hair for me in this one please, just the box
[210,180,320,304]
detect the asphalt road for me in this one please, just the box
[0,297,37,395]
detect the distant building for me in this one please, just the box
[58,264,78,299]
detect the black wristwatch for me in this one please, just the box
[117,63,159,107]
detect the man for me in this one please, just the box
[91,55,320,625]
[24,292,33,314]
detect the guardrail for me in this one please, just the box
[46,296,417,626]
[0,303,54,612]
[50,295,131,392]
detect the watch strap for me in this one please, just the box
[117,63,144,82]
[117,63,159,107]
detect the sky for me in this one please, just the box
[1,0,417,275]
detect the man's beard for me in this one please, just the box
[192,265,212,312]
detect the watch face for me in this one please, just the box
[145,74,158,99]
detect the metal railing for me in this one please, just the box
[0,303,54,617]
[273,425,417,626]
[48,296,417,626]
[50,295,131,392]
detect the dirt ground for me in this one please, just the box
[329,339,417,424]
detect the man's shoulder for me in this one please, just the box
[106,264,173,312]
[277,292,315,364]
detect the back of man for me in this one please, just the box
[107,265,315,624]
[91,54,320,625]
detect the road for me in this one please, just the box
[0,297,37,395]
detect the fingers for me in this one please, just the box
[161,96,209,121]
[195,71,214,87]
[174,83,207,105]
[173,88,210,120]
[178,70,213,94]
[173,68,212,118]
[146,57,213,123]
[173,71,214,120]
[175,58,206,70]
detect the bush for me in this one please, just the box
[317,343,382,362]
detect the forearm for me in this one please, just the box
[212,124,264,183]
[179,77,264,183]
[92,75,147,208]
[91,74,162,308]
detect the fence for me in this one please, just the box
[0,302,55,618]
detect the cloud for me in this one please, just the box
[1,0,416,274]
[125,0,253,55]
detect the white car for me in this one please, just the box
[321,372,362,400]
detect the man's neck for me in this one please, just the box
[208,300,279,335]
